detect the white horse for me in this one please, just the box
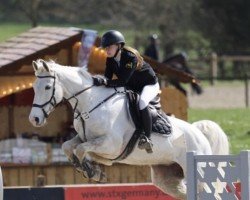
[192,120,229,155]
[29,59,229,200]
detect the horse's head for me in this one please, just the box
[29,59,64,127]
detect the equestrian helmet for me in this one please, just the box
[149,34,158,41]
[101,30,125,48]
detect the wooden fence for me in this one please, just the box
[189,53,250,107]
[189,53,250,81]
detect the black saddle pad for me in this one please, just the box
[151,109,172,135]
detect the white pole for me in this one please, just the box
[240,151,250,200]
[0,167,3,200]
[186,151,197,200]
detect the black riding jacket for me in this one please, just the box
[104,49,158,93]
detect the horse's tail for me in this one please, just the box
[192,120,229,155]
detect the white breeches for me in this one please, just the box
[139,82,160,110]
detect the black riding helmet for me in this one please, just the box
[149,34,158,41]
[101,30,125,48]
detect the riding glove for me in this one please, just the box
[93,77,107,86]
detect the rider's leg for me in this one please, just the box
[138,106,153,153]
[138,82,160,153]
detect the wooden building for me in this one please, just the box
[0,26,193,187]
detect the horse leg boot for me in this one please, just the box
[138,106,153,153]
[81,155,107,183]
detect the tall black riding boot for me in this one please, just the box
[138,106,153,153]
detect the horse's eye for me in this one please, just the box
[45,85,51,90]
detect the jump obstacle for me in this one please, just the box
[0,167,2,200]
[1,151,249,200]
[187,150,250,200]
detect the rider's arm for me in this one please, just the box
[104,60,114,80]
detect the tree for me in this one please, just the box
[14,0,42,27]
[192,0,250,53]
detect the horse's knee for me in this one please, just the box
[75,145,86,161]
[62,141,72,155]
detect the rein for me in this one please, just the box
[74,89,124,120]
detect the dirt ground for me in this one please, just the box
[186,82,249,109]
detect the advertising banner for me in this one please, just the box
[78,29,98,67]
[65,184,176,200]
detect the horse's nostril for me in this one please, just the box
[34,117,39,124]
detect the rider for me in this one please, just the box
[144,34,159,61]
[92,30,160,153]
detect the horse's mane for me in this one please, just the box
[34,59,93,82]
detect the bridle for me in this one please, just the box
[32,73,93,119]
[32,74,57,118]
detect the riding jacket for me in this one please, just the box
[104,49,158,93]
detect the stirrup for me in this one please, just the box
[138,135,153,153]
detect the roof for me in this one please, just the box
[0,26,82,74]
[0,26,83,98]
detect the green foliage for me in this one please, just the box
[188,108,250,154]
[2,0,250,55]
[192,0,250,53]
[0,0,208,57]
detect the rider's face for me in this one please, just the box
[105,44,119,57]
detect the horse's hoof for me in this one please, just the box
[92,171,107,183]
[81,160,95,178]
[98,172,108,183]
[75,167,83,173]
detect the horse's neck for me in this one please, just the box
[76,86,120,113]
[58,68,91,98]
[57,67,119,113]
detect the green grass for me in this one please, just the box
[188,108,250,154]
[0,23,32,42]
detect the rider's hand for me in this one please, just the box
[93,77,107,86]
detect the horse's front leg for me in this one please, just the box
[75,135,119,182]
[62,134,82,171]
[75,135,117,166]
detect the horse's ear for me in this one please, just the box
[32,61,39,72]
[41,60,50,72]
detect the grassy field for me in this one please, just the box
[0,23,31,42]
[188,108,250,154]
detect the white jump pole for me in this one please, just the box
[0,167,3,200]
